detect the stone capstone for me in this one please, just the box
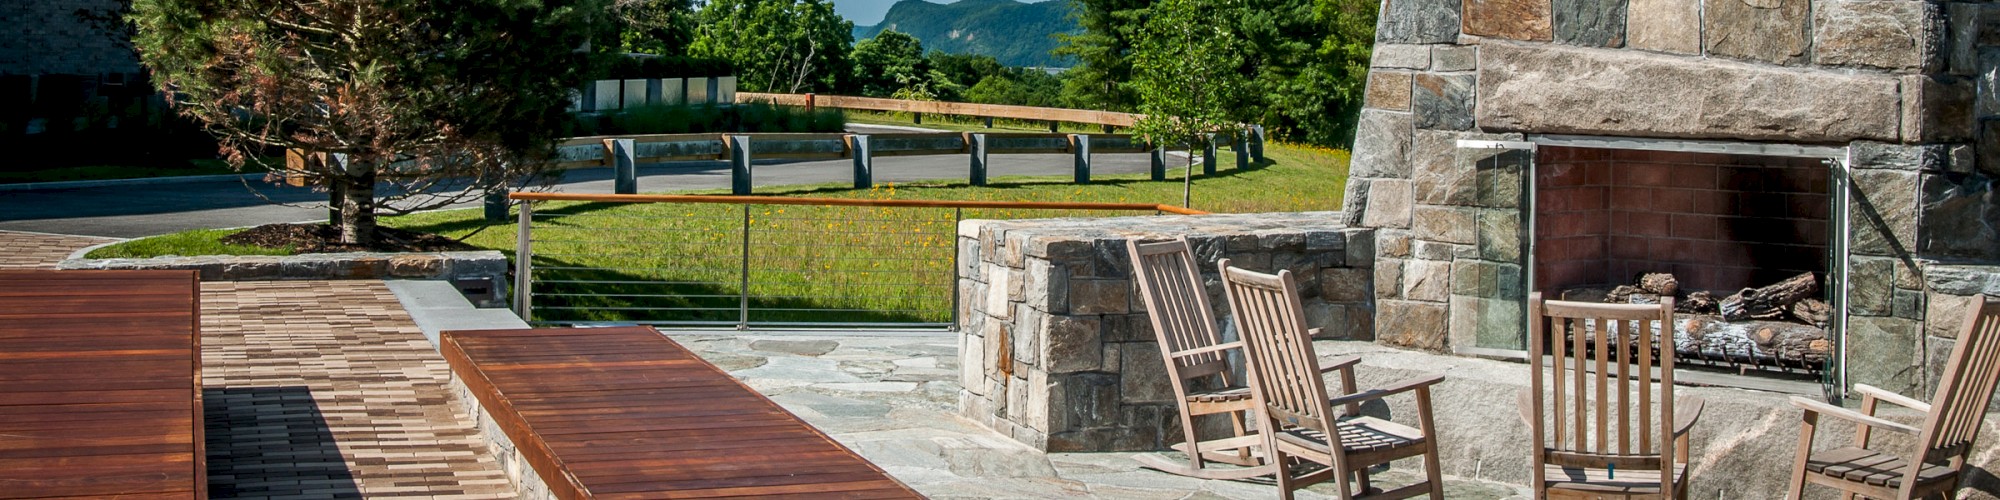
[1462,0,1553,41]
[1377,0,1462,43]
[1412,73,1476,131]
[1705,0,1812,65]
[1554,0,1626,47]
[1626,0,1702,54]
[1814,0,1944,72]
[1477,42,1905,143]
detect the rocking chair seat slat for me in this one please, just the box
[1274,416,1427,455]
[1803,447,1955,488]
[1187,386,1253,403]
[1542,463,1688,494]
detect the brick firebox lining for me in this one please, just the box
[1535,146,1831,296]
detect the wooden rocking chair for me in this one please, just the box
[1128,238,1350,480]
[1521,292,1704,499]
[1786,295,2000,500]
[1219,259,1444,500]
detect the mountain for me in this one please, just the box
[851,0,1077,68]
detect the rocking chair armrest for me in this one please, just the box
[1307,327,1332,339]
[1170,341,1242,359]
[1789,396,1920,435]
[1326,374,1446,408]
[1673,397,1705,438]
[1317,355,1362,374]
[1852,384,1932,413]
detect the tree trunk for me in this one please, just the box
[337,167,377,246]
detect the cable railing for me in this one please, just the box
[510,192,1206,329]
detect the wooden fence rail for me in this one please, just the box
[737,92,1141,128]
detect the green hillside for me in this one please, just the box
[852,0,1077,68]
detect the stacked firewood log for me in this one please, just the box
[1568,271,1832,363]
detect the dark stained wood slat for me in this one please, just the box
[442,326,922,499]
[0,270,203,500]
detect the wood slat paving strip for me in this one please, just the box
[442,326,923,499]
[0,270,202,500]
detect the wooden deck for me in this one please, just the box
[0,270,204,499]
[442,326,922,499]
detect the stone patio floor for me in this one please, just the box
[0,229,115,269]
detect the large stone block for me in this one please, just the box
[1361,179,1415,229]
[1412,73,1476,131]
[1352,110,1414,179]
[1432,45,1478,71]
[1376,299,1449,350]
[1478,41,1904,143]
[1901,75,1975,144]
[1377,0,1462,43]
[1851,256,1896,316]
[1042,315,1102,373]
[1815,0,1944,72]
[1705,0,1812,65]
[1846,316,1924,397]
[1402,259,1453,302]
[1411,130,1477,206]
[1319,267,1373,302]
[1463,0,1553,41]
[1068,279,1131,315]
[1553,0,1625,47]
[1412,205,1476,245]
[1947,4,1999,76]
[1365,71,1414,111]
[1377,258,1407,300]
[1919,172,2000,262]
[1927,292,1982,339]
[1850,169,1919,257]
[1626,0,1700,54]
[1476,209,1524,262]
[1371,44,1433,70]
[1980,49,2000,119]
[1117,342,1175,404]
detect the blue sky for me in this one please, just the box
[835,0,1052,26]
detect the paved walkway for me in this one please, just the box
[201,280,514,499]
[0,230,114,269]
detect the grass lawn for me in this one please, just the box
[91,142,1349,324]
[0,159,246,185]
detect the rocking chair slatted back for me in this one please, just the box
[1128,238,1232,388]
[1529,292,1681,493]
[1219,260,1333,434]
[1919,296,2000,465]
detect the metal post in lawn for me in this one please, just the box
[738,204,752,330]
[608,138,637,194]
[1070,134,1091,184]
[483,190,508,223]
[1150,145,1168,181]
[969,133,989,186]
[514,199,533,322]
[728,135,752,195]
[1203,134,1218,176]
[950,207,963,330]
[1249,125,1266,162]
[1234,133,1249,170]
[849,134,873,189]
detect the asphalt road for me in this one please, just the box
[0,125,1158,238]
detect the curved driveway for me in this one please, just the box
[0,125,1155,238]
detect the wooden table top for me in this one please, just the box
[0,270,204,499]
[443,326,923,499]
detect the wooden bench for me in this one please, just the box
[442,326,922,499]
[0,270,205,499]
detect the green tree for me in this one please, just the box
[615,0,698,56]
[129,0,607,245]
[691,0,851,93]
[1130,0,1249,208]
[1052,0,1148,111]
[850,30,929,97]
[1232,0,1375,145]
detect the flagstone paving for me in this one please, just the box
[675,333,1532,500]
[201,280,514,499]
[0,229,115,269]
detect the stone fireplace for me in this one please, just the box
[1345,1,2000,399]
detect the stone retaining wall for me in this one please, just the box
[955,212,1374,451]
[448,373,556,499]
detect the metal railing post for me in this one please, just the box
[739,204,752,330]
[609,138,638,194]
[969,133,989,186]
[850,134,873,189]
[1234,133,1249,170]
[950,207,963,331]
[1071,134,1091,184]
[1203,134,1218,175]
[728,135,752,195]
[514,199,533,322]
[1150,145,1168,181]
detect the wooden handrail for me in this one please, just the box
[738,92,1142,128]
[507,192,1209,215]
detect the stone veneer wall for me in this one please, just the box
[1348,0,2000,399]
[955,212,1374,451]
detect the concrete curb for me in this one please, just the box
[0,173,264,192]
[386,280,529,348]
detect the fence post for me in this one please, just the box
[983,117,993,128]
[1150,145,1167,181]
[1071,134,1091,184]
[514,200,533,322]
[1101,124,1115,134]
[1203,134,1217,175]
[326,153,349,222]
[913,112,923,125]
[728,135,752,195]
[483,190,508,223]
[969,133,989,186]
[608,138,637,194]
[1047,121,1059,133]
[1234,133,1249,170]
[1249,125,1266,162]
[849,134,873,189]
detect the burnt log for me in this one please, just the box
[1719,273,1819,322]
[1792,298,1832,327]
[1639,273,1680,296]
[1607,285,1656,304]
[1677,314,1830,365]
[1678,290,1719,314]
